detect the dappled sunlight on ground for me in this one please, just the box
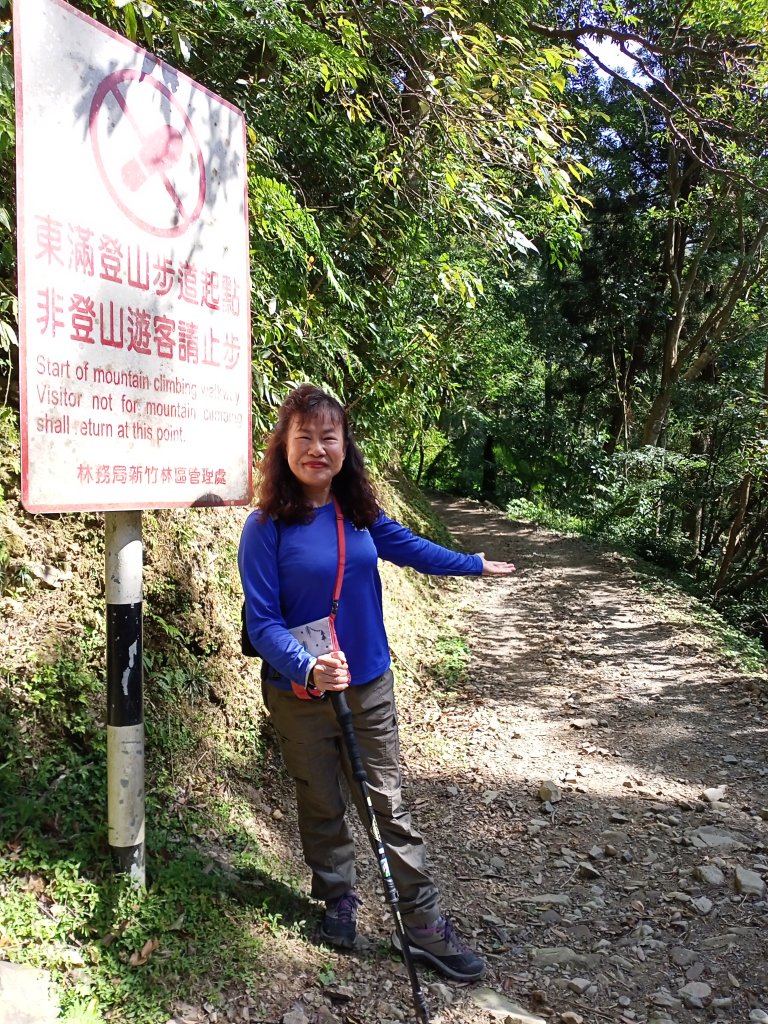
[375,494,768,1024]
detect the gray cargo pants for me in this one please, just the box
[263,668,440,926]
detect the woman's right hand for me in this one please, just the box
[311,650,350,691]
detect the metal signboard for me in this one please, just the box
[14,0,252,512]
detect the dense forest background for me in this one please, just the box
[2,0,767,646]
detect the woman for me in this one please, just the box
[238,384,515,982]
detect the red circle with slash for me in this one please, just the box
[89,70,206,238]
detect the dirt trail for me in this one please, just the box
[232,497,768,1024]
[406,495,768,1024]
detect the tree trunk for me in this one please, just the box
[605,325,649,453]
[727,507,768,574]
[728,562,768,599]
[641,312,681,445]
[713,473,753,593]
[415,436,426,484]
[542,356,555,448]
[641,383,675,446]
[604,400,628,456]
[481,434,497,502]
[682,428,709,555]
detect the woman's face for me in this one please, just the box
[285,412,346,501]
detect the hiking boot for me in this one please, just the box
[393,916,487,982]
[320,890,361,950]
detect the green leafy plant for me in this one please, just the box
[318,963,336,986]
[431,635,471,689]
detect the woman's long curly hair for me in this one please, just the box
[257,384,379,528]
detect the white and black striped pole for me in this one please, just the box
[105,511,145,885]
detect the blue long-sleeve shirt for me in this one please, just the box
[238,501,482,689]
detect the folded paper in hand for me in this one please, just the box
[289,616,335,658]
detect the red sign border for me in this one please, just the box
[14,0,253,514]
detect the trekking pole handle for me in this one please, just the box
[330,691,367,782]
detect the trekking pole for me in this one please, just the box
[330,690,430,1024]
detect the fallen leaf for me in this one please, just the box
[129,937,160,966]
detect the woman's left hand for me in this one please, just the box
[311,650,351,691]
[476,552,516,575]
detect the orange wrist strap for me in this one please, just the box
[290,498,346,701]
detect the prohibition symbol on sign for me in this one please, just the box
[89,70,206,238]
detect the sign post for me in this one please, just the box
[105,512,145,883]
[14,0,252,881]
